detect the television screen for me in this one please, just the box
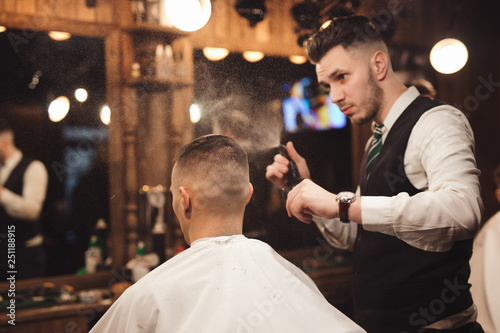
[282,77,347,133]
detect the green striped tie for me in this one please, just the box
[366,124,385,176]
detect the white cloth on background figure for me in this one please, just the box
[90,235,364,333]
[470,211,500,333]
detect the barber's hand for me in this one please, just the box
[265,141,311,189]
[285,179,337,224]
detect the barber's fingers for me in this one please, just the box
[285,142,310,179]
[285,180,313,224]
[265,154,290,189]
[286,179,336,223]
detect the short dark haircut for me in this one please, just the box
[175,134,249,177]
[0,118,13,134]
[174,135,250,210]
[304,15,383,64]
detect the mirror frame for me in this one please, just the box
[0,17,126,286]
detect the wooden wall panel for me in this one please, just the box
[0,0,114,28]
[189,0,305,57]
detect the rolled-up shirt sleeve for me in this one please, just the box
[361,107,483,252]
[0,160,48,221]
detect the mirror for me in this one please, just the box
[0,29,109,278]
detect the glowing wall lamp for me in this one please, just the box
[190,104,201,123]
[243,51,264,63]
[0,26,6,33]
[48,96,70,122]
[289,55,307,65]
[100,105,111,125]
[75,88,88,102]
[430,38,468,74]
[48,31,71,41]
[203,47,229,61]
[164,0,211,32]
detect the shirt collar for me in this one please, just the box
[371,86,420,134]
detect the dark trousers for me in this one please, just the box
[422,322,484,333]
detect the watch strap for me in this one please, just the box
[338,201,350,223]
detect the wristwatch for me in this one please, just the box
[336,191,356,223]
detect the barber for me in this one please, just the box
[266,16,483,333]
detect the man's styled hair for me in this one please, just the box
[303,15,384,64]
[174,134,250,210]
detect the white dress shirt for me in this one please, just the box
[0,149,48,245]
[469,211,500,333]
[90,235,365,333]
[314,86,483,252]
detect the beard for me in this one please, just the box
[350,71,384,126]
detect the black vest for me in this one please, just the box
[354,96,473,333]
[0,155,43,244]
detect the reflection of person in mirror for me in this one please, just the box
[0,118,48,279]
[469,165,500,333]
[90,134,365,333]
[266,16,483,333]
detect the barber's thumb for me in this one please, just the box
[286,141,301,161]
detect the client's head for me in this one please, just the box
[171,134,253,245]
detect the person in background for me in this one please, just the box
[266,16,483,332]
[90,134,364,333]
[469,165,500,333]
[0,118,48,279]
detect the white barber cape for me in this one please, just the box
[470,212,500,333]
[90,235,364,333]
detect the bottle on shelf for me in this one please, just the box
[131,0,146,23]
[152,215,166,266]
[131,241,150,282]
[164,44,174,77]
[95,218,108,263]
[85,235,102,274]
[175,51,187,77]
[155,44,165,77]
[145,0,160,24]
[131,62,141,78]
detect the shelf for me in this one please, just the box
[124,23,187,43]
[125,76,194,90]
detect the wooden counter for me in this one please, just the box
[0,271,115,333]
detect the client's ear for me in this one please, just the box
[180,187,192,218]
[245,183,254,205]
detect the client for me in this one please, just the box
[90,134,364,333]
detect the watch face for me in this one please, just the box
[337,191,355,202]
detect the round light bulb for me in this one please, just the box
[430,38,468,74]
[100,105,111,125]
[48,31,71,41]
[203,47,229,61]
[289,55,307,65]
[190,104,201,123]
[75,88,88,102]
[243,51,264,63]
[48,96,70,122]
[164,0,211,32]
